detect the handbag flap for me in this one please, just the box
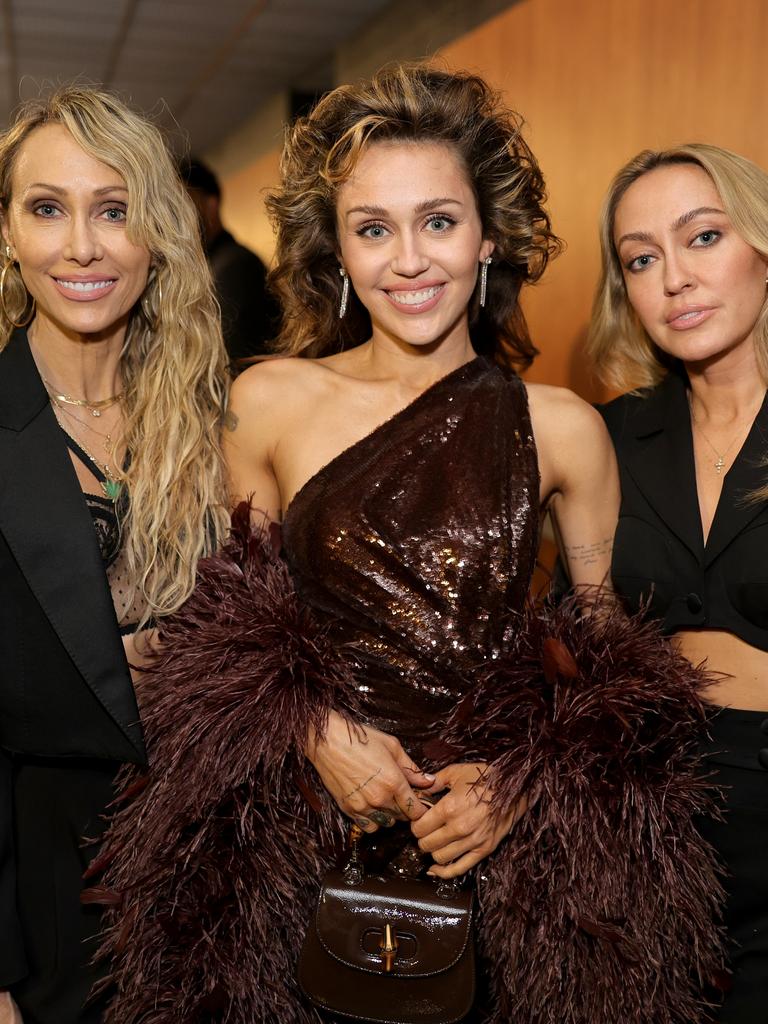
[314,869,473,978]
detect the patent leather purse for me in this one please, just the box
[298,823,475,1024]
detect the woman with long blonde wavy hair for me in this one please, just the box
[0,85,228,1024]
[588,142,768,1021]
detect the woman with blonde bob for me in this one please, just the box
[91,65,722,1024]
[0,86,228,1024]
[589,142,768,1020]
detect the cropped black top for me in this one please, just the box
[601,367,768,651]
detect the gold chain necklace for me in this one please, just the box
[688,397,759,475]
[50,399,122,501]
[43,376,123,418]
[691,422,739,474]
[52,396,116,456]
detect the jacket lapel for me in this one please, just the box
[623,370,704,562]
[703,391,768,568]
[0,330,145,761]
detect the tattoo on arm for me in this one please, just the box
[223,409,239,432]
[563,537,613,568]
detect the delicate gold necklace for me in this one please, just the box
[50,400,123,501]
[43,376,123,418]
[688,396,760,475]
[52,396,117,456]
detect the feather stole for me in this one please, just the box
[84,510,724,1023]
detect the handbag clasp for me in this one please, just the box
[379,923,399,972]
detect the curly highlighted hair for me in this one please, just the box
[0,85,229,624]
[266,62,561,368]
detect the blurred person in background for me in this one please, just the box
[589,142,768,1022]
[0,87,228,1024]
[181,157,277,369]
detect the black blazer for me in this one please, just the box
[601,367,768,646]
[0,329,145,984]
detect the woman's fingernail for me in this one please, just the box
[423,772,436,782]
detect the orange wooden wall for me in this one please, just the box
[440,0,768,399]
[218,0,768,399]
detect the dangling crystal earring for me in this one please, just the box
[338,267,349,318]
[479,256,492,308]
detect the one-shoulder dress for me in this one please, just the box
[89,356,725,1024]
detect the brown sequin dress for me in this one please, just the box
[92,352,726,1024]
[282,355,540,760]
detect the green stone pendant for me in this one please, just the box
[102,479,122,502]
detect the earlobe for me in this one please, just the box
[479,239,495,262]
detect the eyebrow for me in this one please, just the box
[344,197,462,219]
[23,182,128,196]
[616,206,727,248]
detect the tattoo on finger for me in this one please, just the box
[369,810,396,828]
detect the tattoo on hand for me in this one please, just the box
[369,810,396,827]
[564,537,612,568]
[223,409,239,432]
[344,768,382,801]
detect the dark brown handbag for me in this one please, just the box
[298,824,475,1024]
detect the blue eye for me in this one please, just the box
[103,207,127,222]
[425,214,455,232]
[358,222,388,239]
[34,203,59,218]
[693,229,720,247]
[626,253,655,272]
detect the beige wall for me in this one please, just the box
[217,147,282,264]
[208,0,768,397]
[204,93,286,265]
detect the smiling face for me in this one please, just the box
[613,162,768,369]
[335,140,494,353]
[1,122,151,342]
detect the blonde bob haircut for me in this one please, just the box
[0,85,229,624]
[266,62,561,369]
[589,142,768,391]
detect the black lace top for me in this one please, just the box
[62,432,146,634]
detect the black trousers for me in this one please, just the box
[699,707,768,1024]
[9,755,117,1024]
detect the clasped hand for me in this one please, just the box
[306,712,521,879]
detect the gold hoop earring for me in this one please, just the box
[140,274,163,330]
[0,259,35,328]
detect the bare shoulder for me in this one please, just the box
[226,357,332,430]
[230,357,326,408]
[524,382,608,444]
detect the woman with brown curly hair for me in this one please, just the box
[91,64,724,1024]
[0,86,228,1024]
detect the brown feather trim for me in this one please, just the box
[86,515,725,1024]
[85,504,354,1023]
[440,595,726,1024]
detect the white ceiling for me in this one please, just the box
[0,0,391,153]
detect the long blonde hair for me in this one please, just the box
[588,143,768,391]
[266,62,561,369]
[0,86,229,623]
